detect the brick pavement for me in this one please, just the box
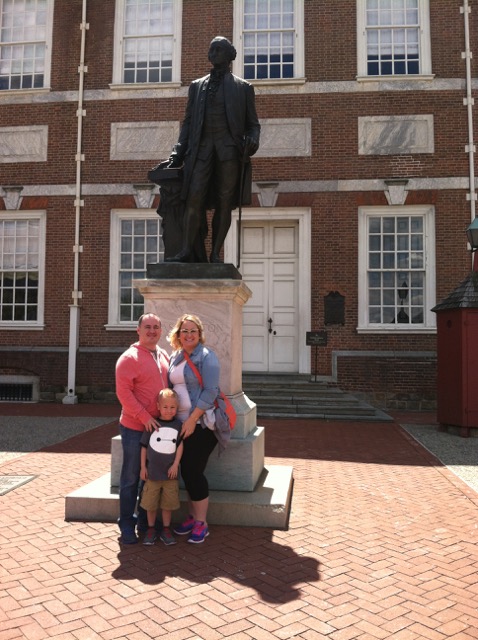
[0,408,477,640]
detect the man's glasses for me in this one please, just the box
[180,329,199,335]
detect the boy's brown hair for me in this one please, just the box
[157,388,179,404]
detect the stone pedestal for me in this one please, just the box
[65,266,293,528]
[135,271,261,490]
[138,273,249,397]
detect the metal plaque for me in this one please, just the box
[306,331,328,347]
[324,291,345,325]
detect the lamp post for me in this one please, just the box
[466,218,478,271]
[397,280,409,323]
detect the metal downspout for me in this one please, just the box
[462,1,476,230]
[63,0,88,404]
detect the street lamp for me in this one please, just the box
[466,218,478,271]
[397,280,409,323]
[466,217,478,248]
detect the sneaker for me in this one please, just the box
[159,526,177,546]
[120,529,138,545]
[142,527,157,546]
[173,514,195,535]
[188,521,209,544]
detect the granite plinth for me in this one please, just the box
[64,275,293,528]
[65,465,293,529]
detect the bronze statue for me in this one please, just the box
[164,36,261,263]
[149,160,208,262]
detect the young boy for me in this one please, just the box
[140,388,183,545]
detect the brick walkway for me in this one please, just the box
[0,408,477,639]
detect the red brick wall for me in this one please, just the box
[0,0,475,406]
[336,355,437,411]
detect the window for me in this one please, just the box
[0,212,45,327]
[108,210,164,326]
[112,0,182,86]
[357,0,432,78]
[358,206,436,332]
[0,0,54,91]
[233,0,304,82]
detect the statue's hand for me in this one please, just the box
[244,136,259,158]
[168,154,183,168]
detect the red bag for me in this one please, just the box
[183,352,236,430]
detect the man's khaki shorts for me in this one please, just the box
[140,479,180,511]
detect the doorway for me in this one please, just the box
[225,207,311,374]
[241,221,298,371]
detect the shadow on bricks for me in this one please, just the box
[112,526,320,604]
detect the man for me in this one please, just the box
[115,313,169,544]
[166,36,260,263]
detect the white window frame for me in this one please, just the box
[357,0,432,80]
[112,0,182,88]
[233,0,305,84]
[107,209,164,329]
[0,0,54,92]
[0,211,46,330]
[357,205,436,333]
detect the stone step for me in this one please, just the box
[250,394,366,405]
[65,465,294,529]
[66,417,294,529]
[244,388,346,398]
[243,375,392,422]
[256,402,376,414]
[243,384,331,392]
[254,411,392,422]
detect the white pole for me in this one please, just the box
[462,1,476,217]
[63,0,88,404]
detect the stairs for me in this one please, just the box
[242,374,392,422]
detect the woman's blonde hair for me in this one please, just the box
[167,313,205,351]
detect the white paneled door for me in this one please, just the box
[241,221,299,372]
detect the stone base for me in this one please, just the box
[65,464,293,529]
[66,275,294,529]
[111,426,265,492]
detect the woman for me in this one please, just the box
[167,313,228,543]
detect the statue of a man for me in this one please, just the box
[166,36,261,263]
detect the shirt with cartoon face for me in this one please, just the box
[140,417,182,481]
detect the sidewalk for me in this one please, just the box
[0,404,477,640]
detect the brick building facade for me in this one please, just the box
[0,0,476,409]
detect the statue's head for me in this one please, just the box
[208,36,237,65]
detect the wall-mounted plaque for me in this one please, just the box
[324,291,345,325]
